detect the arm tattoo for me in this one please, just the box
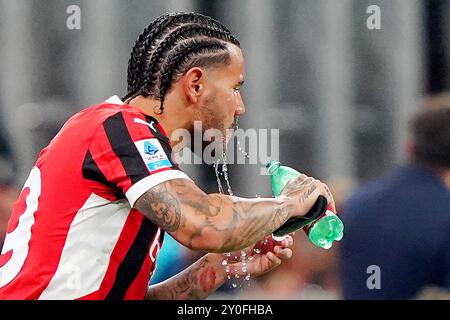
[135,179,295,252]
[146,255,222,300]
[135,182,181,232]
[300,184,317,205]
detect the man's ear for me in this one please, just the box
[183,67,205,104]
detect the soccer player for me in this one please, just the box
[0,12,335,299]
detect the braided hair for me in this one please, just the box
[123,12,240,114]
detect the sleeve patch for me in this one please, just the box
[135,139,173,172]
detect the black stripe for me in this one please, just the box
[159,229,165,245]
[103,112,150,185]
[106,218,157,300]
[144,115,178,169]
[82,150,125,199]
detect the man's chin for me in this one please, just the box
[188,138,229,163]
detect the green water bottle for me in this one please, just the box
[267,160,344,249]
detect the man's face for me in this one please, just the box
[196,44,246,149]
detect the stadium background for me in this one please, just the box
[0,0,449,299]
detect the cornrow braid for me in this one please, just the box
[123,12,240,111]
[125,12,236,100]
[125,13,170,99]
[158,39,229,111]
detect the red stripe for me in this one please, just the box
[0,162,92,299]
[92,209,145,299]
[121,112,155,142]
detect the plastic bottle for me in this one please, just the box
[267,160,344,249]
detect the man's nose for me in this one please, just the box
[235,95,246,116]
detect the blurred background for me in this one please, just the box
[0,0,449,299]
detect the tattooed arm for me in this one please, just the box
[135,174,334,253]
[146,235,295,300]
[146,253,226,300]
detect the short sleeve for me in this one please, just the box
[82,110,192,206]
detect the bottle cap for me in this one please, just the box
[266,160,281,175]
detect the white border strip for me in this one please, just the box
[126,170,193,207]
[105,95,123,105]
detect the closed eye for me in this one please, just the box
[233,77,245,93]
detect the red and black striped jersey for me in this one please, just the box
[0,96,192,299]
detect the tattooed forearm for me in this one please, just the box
[146,254,224,300]
[135,183,181,232]
[135,179,297,252]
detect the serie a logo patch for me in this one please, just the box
[135,139,172,172]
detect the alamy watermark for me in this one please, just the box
[366,5,381,30]
[366,265,381,290]
[66,5,81,30]
[170,121,279,167]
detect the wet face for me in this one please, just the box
[197,44,246,145]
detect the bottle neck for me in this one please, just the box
[267,161,281,175]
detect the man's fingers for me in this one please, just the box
[273,246,293,260]
[266,251,282,266]
[324,185,337,212]
[294,180,337,217]
[280,235,293,247]
[279,171,338,216]
[281,175,311,195]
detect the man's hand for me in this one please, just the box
[146,235,294,300]
[223,234,294,278]
[280,174,337,214]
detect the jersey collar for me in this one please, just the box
[105,95,124,105]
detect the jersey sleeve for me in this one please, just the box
[83,110,192,206]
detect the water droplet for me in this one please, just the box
[213,153,234,196]
[227,275,231,280]
[248,255,254,261]
[235,274,239,279]
[254,248,261,254]
[226,252,231,257]
[213,161,224,194]
[245,274,251,281]
[231,283,237,288]
[233,116,250,160]
[225,266,230,273]
[242,266,247,273]
[240,250,246,257]
[222,260,227,266]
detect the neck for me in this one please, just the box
[126,95,191,149]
